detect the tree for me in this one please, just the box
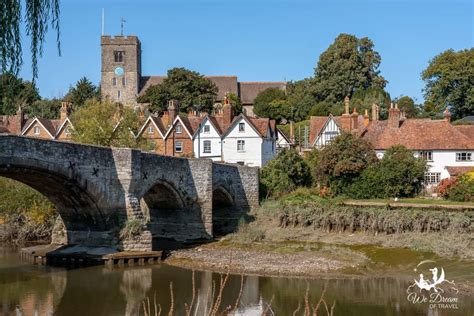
[253,88,287,120]
[227,92,242,115]
[351,87,391,119]
[312,34,387,103]
[0,73,40,115]
[65,77,99,108]
[422,48,474,120]
[311,132,377,194]
[261,149,312,197]
[348,145,427,198]
[393,96,418,118]
[26,98,61,119]
[308,101,343,117]
[137,67,218,114]
[71,99,144,148]
[286,79,317,121]
[1,0,61,79]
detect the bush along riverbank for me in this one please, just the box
[0,177,57,245]
[224,189,474,260]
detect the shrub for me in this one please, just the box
[441,174,474,202]
[261,149,312,197]
[348,145,427,198]
[119,218,145,240]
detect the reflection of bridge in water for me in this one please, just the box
[0,136,259,251]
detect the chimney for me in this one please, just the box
[364,109,370,127]
[371,103,379,121]
[16,106,25,134]
[289,121,295,144]
[340,96,352,131]
[168,99,178,123]
[60,102,70,121]
[222,94,234,127]
[443,108,451,123]
[351,108,359,130]
[388,102,401,128]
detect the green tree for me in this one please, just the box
[227,92,243,115]
[137,67,218,114]
[312,34,387,103]
[65,77,99,108]
[286,79,317,121]
[0,73,40,115]
[312,132,377,194]
[1,0,61,79]
[26,98,61,119]
[393,96,418,118]
[261,149,312,197]
[71,99,144,148]
[253,88,287,120]
[422,48,474,120]
[349,145,427,198]
[308,101,344,117]
[351,87,391,119]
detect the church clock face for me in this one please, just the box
[114,66,124,76]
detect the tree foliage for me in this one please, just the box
[0,72,40,115]
[65,77,99,108]
[253,88,287,120]
[311,133,377,194]
[226,92,242,115]
[393,96,418,118]
[137,67,218,114]
[71,99,144,148]
[312,34,387,104]
[286,79,317,121]
[1,0,61,79]
[422,48,474,120]
[351,87,391,119]
[260,149,312,197]
[26,98,61,119]
[348,145,427,198]
[438,173,474,202]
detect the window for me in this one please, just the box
[424,172,441,185]
[456,152,472,161]
[237,140,245,152]
[112,77,117,86]
[147,125,154,134]
[324,131,339,145]
[122,77,126,86]
[175,141,183,153]
[203,140,211,153]
[33,125,40,135]
[204,125,210,133]
[114,51,125,62]
[419,151,433,162]
[239,122,245,132]
[117,90,121,100]
[175,124,182,134]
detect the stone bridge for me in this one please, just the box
[0,135,259,251]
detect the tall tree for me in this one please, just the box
[253,88,287,120]
[393,96,418,118]
[65,77,99,108]
[286,79,317,121]
[1,0,61,79]
[312,34,387,104]
[0,72,40,115]
[137,67,218,114]
[26,98,61,119]
[422,48,474,120]
[351,87,391,119]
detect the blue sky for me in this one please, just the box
[19,0,473,103]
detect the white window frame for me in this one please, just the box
[456,152,472,162]
[147,125,154,134]
[238,122,245,132]
[203,140,211,153]
[175,141,183,153]
[237,140,245,152]
[204,125,210,133]
[424,172,440,185]
[419,151,433,162]
[33,125,40,135]
[176,124,182,134]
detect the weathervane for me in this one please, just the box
[120,17,126,36]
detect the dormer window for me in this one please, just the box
[33,125,40,135]
[239,122,245,132]
[147,125,154,134]
[176,124,182,134]
[204,125,210,133]
[114,51,125,63]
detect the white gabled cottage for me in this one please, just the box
[193,115,223,161]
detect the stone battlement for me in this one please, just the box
[101,35,140,45]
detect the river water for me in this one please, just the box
[0,247,472,316]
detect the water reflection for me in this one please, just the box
[0,248,472,315]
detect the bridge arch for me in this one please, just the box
[212,185,237,235]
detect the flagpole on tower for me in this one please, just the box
[101,8,105,35]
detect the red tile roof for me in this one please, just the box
[309,116,330,145]
[455,125,474,141]
[446,166,474,176]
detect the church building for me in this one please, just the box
[100,35,286,116]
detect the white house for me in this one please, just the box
[192,115,223,161]
[276,127,292,152]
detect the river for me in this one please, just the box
[0,247,472,315]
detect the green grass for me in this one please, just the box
[346,198,474,206]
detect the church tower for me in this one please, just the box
[101,35,141,106]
